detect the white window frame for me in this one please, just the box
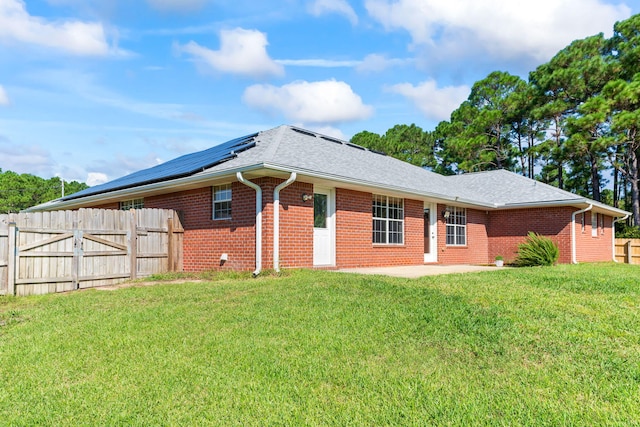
[445,206,466,246]
[212,184,232,220]
[591,212,598,237]
[372,195,404,245]
[120,198,144,210]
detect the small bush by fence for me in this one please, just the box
[0,208,183,296]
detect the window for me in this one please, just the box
[120,198,144,210]
[372,195,404,244]
[600,214,605,235]
[445,206,466,246]
[213,184,232,220]
[591,212,598,237]
[581,213,586,233]
[314,193,327,228]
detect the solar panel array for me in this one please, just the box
[64,132,258,200]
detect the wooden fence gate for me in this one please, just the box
[0,208,183,296]
[614,239,640,265]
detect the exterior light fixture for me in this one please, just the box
[302,193,313,202]
[442,209,451,219]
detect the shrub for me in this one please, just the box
[616,223,640,239]
[515,232,559,267]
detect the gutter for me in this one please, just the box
[236,172,263,277]
[273,172,297,272]
[571,204,593,264]
[612,214,630,262]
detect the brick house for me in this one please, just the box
[34,125,630,273]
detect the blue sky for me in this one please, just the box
[1,0,638,186]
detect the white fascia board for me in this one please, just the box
[497,199,630,216]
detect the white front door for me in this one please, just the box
[424,203,437,263]
[313,188,335,266]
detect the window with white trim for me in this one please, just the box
[372,195,404,244]
[445,206,466,246]
[120,198,144,210]
[213,184,232,220]
[591,212,598,237]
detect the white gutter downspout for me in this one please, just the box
[571,204,593,264]
[236,172,262,277]
[273,173,297,272]
[612,214,630,262]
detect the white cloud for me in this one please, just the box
[276,58,360,67]
[304,124,347,140]
[276,55,412,71]
[86,172,108,186]
[0,138,55,176]
[0,85,8,105]
[243,79,373,124]
[365,0,631,62]
[388,79,469,121]
[146,0,208,12]
[0,0,118,56]
[308,0,359,25]
[177,28,284,79]
[356,53,412,73]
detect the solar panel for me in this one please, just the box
[64,132,258,200]
[291,127,317,138]
[320,135,344,145]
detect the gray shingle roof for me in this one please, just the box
[38,125,628,216]
[443,169,584,206]
[206,125,459,199]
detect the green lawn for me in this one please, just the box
[1,264,639,426]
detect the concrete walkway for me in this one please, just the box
[337,264,501,278]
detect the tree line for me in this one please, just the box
[352,14,640,229]
[0,169,88,213]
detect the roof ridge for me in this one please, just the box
[259,125,288,162]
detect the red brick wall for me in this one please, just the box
[142,178,316,272]
[487,207,572,264]
[436,204,489,264]
[145,183,257,271]
[335,189,424,268]
[574,212,613,262]
[486,207,612,264]
[80,182,615,270]
[93,202,119,210]
[254,178,314,270]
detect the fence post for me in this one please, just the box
[129,210,138,280]
[7,222,16,296]
[167,216,175,272]
[626,240,633,264]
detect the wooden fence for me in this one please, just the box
[614,239,640,264]
[0,208,183,296]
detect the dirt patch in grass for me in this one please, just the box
[92,279,205,291]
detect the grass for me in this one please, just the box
[1,263,639,426]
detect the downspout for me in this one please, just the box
[612,214,630,262]
[571,204,592,264]
[236,172,262,277]
[273,173,297,272]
